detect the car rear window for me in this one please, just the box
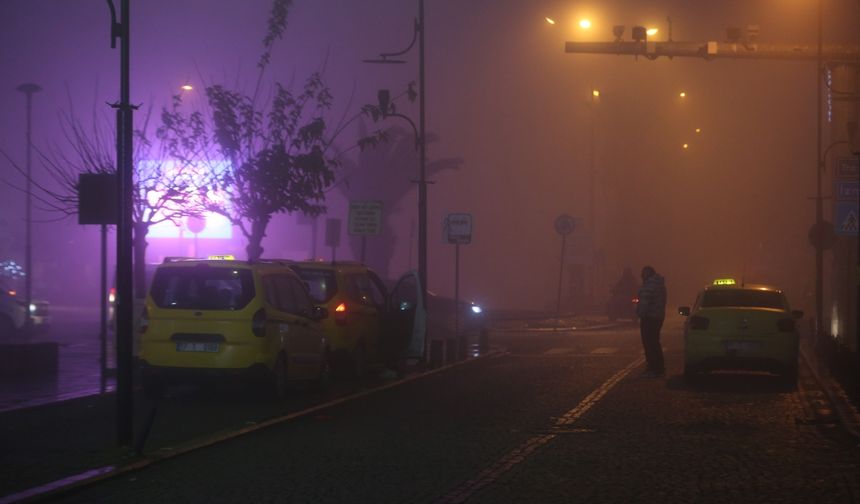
[290,267,337,303]
[700,289,785,309]
[149,265,255,310]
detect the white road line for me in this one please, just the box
[543,348,574,355]
[436,356,645,504]
[590,347,618,354]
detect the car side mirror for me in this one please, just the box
[313,306,328,320]
[678,306,690,317]
[791,310,803,319]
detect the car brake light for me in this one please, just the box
[777,318,795,332]
[632,297,639,304]
[140,307,149,334]
[252,308,267,337]
[334,302,347,326]
[690,315,710,330]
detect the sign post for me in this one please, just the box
[348,201,383,263]
[444,213,472,360]
[554,214,576,326]
[325,218,342,263]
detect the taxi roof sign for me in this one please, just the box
[207,254,235,260]
[713,278,736,285]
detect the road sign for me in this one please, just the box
[835,181,859,202]
[348,201,383,236]
[835,202,858,236]
[554,214,575,235]
[445,213,472,244]
[836,157,859,178]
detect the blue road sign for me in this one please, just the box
[835,201,858,236]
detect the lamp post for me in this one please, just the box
[16,82,41,333]
[814,0,824,339]
[365,1,429,332]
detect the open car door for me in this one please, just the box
[387,271,426,360]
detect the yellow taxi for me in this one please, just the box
[285,261,389,377]
[679,278,803,385]
[137,256,330,398]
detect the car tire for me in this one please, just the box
[683,365,699,384]
[782,366,799,389]
[351,344,366,379]
[272,353,289,399]
[0,315,17,338]
[312,349,331,391]
[141,372,165,400]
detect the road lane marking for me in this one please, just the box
[590,347,618,354]
[436,356,644,504]
[543,348,574,355]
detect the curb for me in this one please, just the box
[799,344,860,444]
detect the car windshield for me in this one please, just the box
[290,267,337,303]
[149,265,255,310]
[700,289,785,309]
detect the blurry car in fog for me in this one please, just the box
[137,256,330,398]
[679,278,802,385]
[0,280,50,337]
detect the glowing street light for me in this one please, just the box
[695,127,702,133]
[679,91,687,98]
[592,89,600,97]
[646,27,659,36]
[545,17,556,25]
[682,143,690,149]
[579,19,592,29]
[180,84,193,91]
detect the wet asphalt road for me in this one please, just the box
[42,317,860,504]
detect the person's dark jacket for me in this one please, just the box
[637,273,666,320]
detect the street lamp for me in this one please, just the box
[365,0,429,355]
[16,82,41,333]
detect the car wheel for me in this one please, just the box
[272,353,289,399]
[0,315,16,338]
[782,365,798,389]
[313,349,331,391]
[141,371,165,400]
[683,365,699,384]
[351,344,366,379]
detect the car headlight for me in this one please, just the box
[471,305,483,315]
[29,303,37,313]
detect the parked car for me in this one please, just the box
[137,256,330,398]
[679,278,802,385]
[0,280,50,337]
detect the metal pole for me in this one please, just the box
[16,83,40,333]
[114,0,135,447]
[815,0,824,339]
[418,0,430,361]
[589,87,596,307]
[454,242,460,359]
[100,224,108,392]
[361,235,367,263]
[556,234,567,323]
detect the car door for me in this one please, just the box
[344,271,387,358]
[263,274,322,379]
[387,271,426,360]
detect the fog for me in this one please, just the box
[1,0,858,314]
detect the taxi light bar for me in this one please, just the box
[207,254,235,260]
[713,278,736,285]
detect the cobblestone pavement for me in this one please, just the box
[8,316,860,503]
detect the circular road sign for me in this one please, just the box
[554,214,575,236]
[187,216,206,234]
[808,221,836,250]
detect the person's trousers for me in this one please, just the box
[640,316,665,373]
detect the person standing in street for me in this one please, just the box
[637,266,667,377]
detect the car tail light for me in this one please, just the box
[632,297,639,304]
[777,318,795,332]
[690,315,710,330]
[140,307,149,334]
[334,302,348,326]
[252,308,267,337]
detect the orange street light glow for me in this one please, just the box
[181,84,193,91]
[679,91,687,98]
[579,19,592,29]
[695,128,702,133]
[646,28,658,36]
[545,17,556,25]
[592,89,600,97]
[682,143,689,149]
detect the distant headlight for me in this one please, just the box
[29,303,37,313]
[471,305,483,314]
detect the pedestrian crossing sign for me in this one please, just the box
[836,202,858,235]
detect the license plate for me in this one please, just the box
[725,341,760,352]
[176,342,220,353]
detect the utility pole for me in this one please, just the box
[16,83,40,334]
